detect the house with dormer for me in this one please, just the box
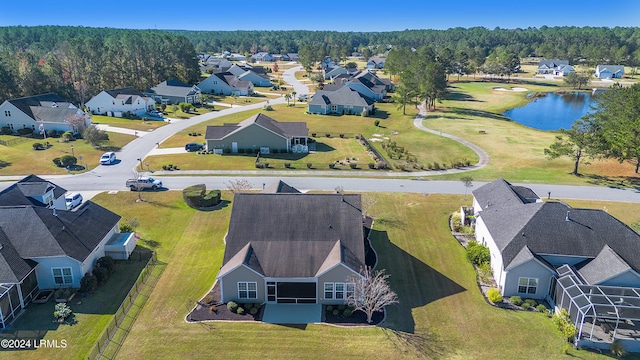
[227,64,272,87]
[85,87,156,117]
[536,59,575,76]
[308,86,375,116]
[0,93,90,135]
[144,79,201,105]
[216,190,365,316]
[198,72,254,96]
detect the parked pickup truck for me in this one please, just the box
[125,177,163,191]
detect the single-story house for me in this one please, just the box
[227,64,272,87]
[0,175,134,329]
[324,66,351,80]
[205,113,308,154]
[251,52,274,62]
[536,59,573,75]
[216,189,365,310]
[472,178,640,298]
[308,86,375,116]
[85,87,156,117]
[366,57,385,69]
[281,53,299,62]
[198,72,254,96]
[0,93,90,136]
[595,65,625,79]
[144,79,201,105]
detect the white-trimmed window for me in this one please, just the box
[238,281,257,299]
[518,277,538,294]
[324,282,355,300]
[331,105,338,112]
[52,267,72,285]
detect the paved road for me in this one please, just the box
[281,65,310,95]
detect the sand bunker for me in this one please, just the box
[493,87,528,92]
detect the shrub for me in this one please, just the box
[203,294,215,305]
[329,163,335,169]
[254,303,262,309]
[272,148,279,154]
[54,287,73,300]
[227,301,239,312]
[509,296,523,306]
[284,162,291,168]
[238,148,246,154]
[523,299,537,309]
[52,157,62,167]
[202,190,221,207]
[263,105,273,111]
[80,274,98,293]
[478,261,493,284]
[536,304,547,313]
[325,133,331,137]
[349,163,357,169]
[326,305,333,312]
[60,155,77,167]
[17,128,34,136]
[120,223,134,233]
[376,160,387,169]
[237,307,245,315]
[374,119,380,127]
[32,142,44,150]
[337,304,346,311]
[97,256,115,275]
[368,163,375,169]
[343,308,353,317]
[93,266,109,283]
[249,307,258,315]
[451,213,463,232]
[311,133,316,137]
[1,126,12,135]
[466,241,490,266]
[552,308,578,341]
[62,131,74,141]
[332,309,339,315]
[306,162,312,169]
[54,302,72,319]
[487,288,503,303]
[339,134,344,138]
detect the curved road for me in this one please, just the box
[1,67,639,204]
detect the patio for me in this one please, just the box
[262,304,322,324]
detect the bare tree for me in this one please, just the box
[460,175,473,200]
[334,185,344,194]
[65,113,89,134]
[347,267,398,323]
[225,179,252,193]
[132,170,143,202]
[361,193,377,218]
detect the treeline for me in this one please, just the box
[0,26,200,104]
[170,26,640,67]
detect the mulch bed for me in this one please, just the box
[322,305,384,326]
[186,282,263,322]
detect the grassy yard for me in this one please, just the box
[152,102,477,172]
[162,103,217,119]
[78,192,640,359]
[146,136,374,171]
[91,115,167,131]
[0,132,134,176]
[0,251,151,360]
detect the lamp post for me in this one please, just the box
[137,158,142,172]
[70,145,74,158]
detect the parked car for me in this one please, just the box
[126,177,163,191]
[65,192,83,210]
[100,152,117,165]
[185,143,204,152]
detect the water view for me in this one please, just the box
[503,92,597,130]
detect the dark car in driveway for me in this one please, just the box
[185,143,204,152]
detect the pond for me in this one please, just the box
[503,92,597,131]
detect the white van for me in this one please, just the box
[100,152,116,165]
[65,193,83,210]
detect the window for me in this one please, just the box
[4,110,11,117]
[324,283,334,300]
[331,105,338,112]
[238,281,257,299]
[52,267,72,285]
[518,277,538,294]
[324,282,355,300]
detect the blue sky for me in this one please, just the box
[1,0,639,31]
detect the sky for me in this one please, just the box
[1,0,639,32]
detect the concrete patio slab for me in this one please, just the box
[262,303,322,324]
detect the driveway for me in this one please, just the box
[282,65,311,95]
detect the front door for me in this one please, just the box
[231,142,238,153]
[267,282,277,303]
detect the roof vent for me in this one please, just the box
[565,211,571,222]
[52,207,57,217]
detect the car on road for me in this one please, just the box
[100,152,117,165]
[185,143,204,152]
[126,177,163,191]
[65,192,83,210]
[297,94,308,101]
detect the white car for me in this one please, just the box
[100,152,116,165]
[65,193,83,210]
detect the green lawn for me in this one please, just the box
[162,103,217,119]
[38,191,635,359]
[91,115,167,131]
[0,251,151,360]
[0,132,134,175]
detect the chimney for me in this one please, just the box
[565,211,571,222]
[53,207,57,217]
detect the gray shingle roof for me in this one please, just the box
[0,228,37,283]
[0,174,66,207]
[309,86,374,107]
[577,245,632,285]
[7,93,79,123]
[262,180,301,194]
[146,79,199,98]
[472,178,539,210]
[220,193,365,278]
[205,113,307,141]
[104,87,145,98]
[0,202,120,262]
[538,59,569,68]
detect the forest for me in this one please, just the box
[0,26,639,105]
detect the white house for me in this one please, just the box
[198,72,254,96]
[0,93,90,135]
[85,87,156,117]
[595,65,625,79]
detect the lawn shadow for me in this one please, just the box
[580,173,640,191]
[370,229,466,334]
[0,160,11,169]
[370,109,390,120]
[382,327,447,360]
[195,200,231,212]
[445,107,511,121]
[445,92,482,102]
